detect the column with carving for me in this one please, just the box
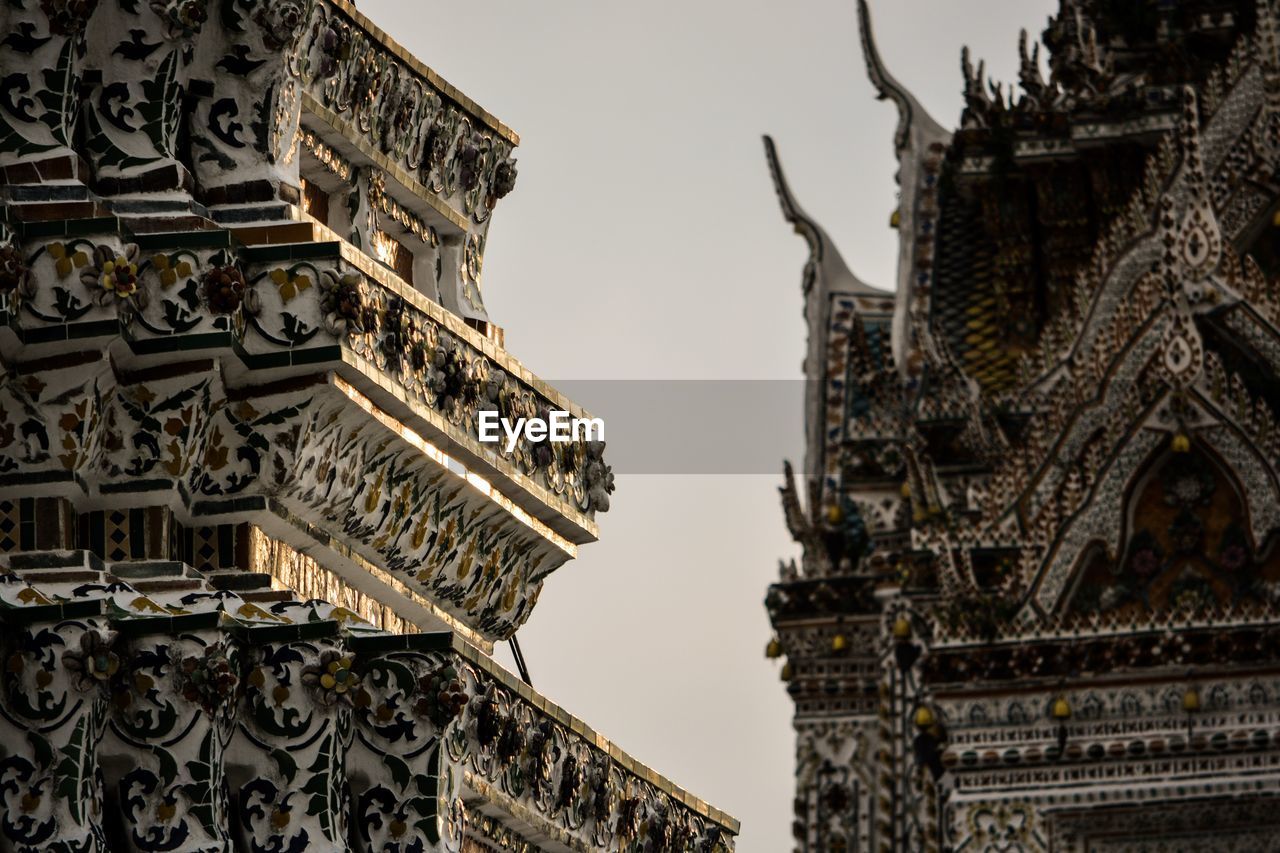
[186,0,305,212]
[80,0,208,199]
[0,0,98,184]
[230,631,355,851]
[0,610,116,851]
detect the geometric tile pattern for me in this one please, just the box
[178,521,251,573]
[77,506,173,562]
[0,497,75,553]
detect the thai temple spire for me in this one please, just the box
[1018,28,1047,105]
[768,2,1280,849]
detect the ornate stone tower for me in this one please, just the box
[0,0,736,850]
[767,0,1280,849]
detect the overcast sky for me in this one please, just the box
[359,1,1057,848]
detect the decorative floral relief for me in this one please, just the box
[0,357,575,641]
[203,263,246,314]
[294,0,518,223]
[0,627,732,851]
[440,659,731,852]
[0,618,113,851]
[110,632,240,851]
[239,639,354,851]
[342,273,613,514]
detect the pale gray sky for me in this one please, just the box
[358,1,1057,848]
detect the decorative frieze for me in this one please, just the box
[1,221,611,524]
[0,576,739,852]
[293,0,518,226]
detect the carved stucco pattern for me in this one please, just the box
[793,719,874,853]
[232,638,355,852]
[1,0,519,238]
[852,493,903,537]
[1204,67,1265,200]
[824,295,855,493]
[0,593,737,851]
[945,800,1045,853]
[1024,31,1273,384]
[1219,185,1272,237]
[108,630,240,851]
[0,356,567,641]
[182,0,305,193]
[343,277,609,516]
[1221,306,1280,372]
[77,0,205,183]
[1033,428,1164,612]
[1054,797,1280,853]
[1196,422,1280,546]
[280,394,562,638]
[443,658,733,852]
[1021,298,1169,520]
[0,617,114,851]
[1061,242,1164,372]
[1074,828,1279,853]
[293,0,517,225]
[929,674,1280,840]
[0,0,95,164]
[948,751,1280,799]
[780,621,879,661]
[1006,81,1274,571]
[941,677,1280,741]
[3,229,612,517]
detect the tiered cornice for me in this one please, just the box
[0,556,737,850]
[0,215,608,642]
[0,0,615,646]
[0,3,722,849]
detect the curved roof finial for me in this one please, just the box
[762,134,885,298]
[763,134,823,280]
[764,135,890,487]
[856,0,947,159]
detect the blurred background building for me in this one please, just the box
[766,1,1280,849]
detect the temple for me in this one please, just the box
[0,0,736,850]
[766,0,1280,849]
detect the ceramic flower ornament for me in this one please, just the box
[302,649,360,707]
[83,243,145,307]
[320,268,367,336]
[62,627,121,692]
